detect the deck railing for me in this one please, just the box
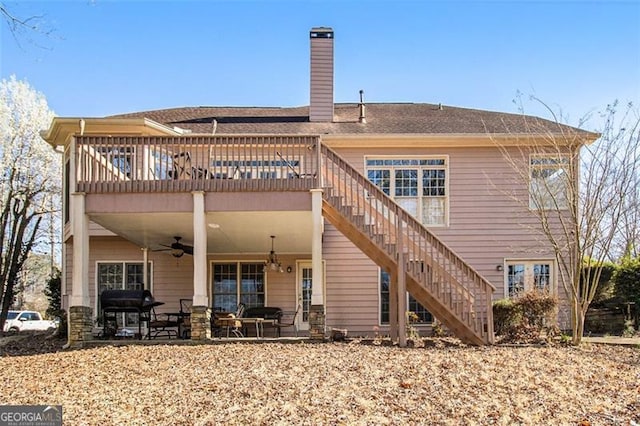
[74,135,320,193]
[320,144,495,344]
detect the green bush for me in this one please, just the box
[582,262,616,305]
[517,289,558,329]
[613,257,640,326]
[44,269,67,338]
[613,257,640,305]
[493,290,558,343]
[493,298,520,335]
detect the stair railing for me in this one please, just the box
[320,144,495,343]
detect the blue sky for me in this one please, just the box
[1,0,639,131]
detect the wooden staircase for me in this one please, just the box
[320,145,495,345]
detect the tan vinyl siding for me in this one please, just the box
[327,144,567,330]
[323,224,379,333]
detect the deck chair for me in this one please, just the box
[169,151,210,180]
[274,304,300,337]
[148,307,179,339]
[168,152,192,179]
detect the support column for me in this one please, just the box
[389,269,399,341]
[309,188,325,340]
[191,191,210,340]
[142,248,149,290]
[68,192,92,347]
[397,251,407,347]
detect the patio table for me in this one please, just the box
[217,317,267,338]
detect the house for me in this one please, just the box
[41,27,597,347]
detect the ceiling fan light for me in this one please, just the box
[171,248,184,258]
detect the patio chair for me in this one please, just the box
[168,151,210,180]
[168,152,191,179]
[148,307,179,339]
[211,310,243,338]
[274,304,300,337]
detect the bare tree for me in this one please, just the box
[614,169,639,260]
[492,99,640,345]
[0,2,56,48]
[0,76,59,333]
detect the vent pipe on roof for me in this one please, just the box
[309,27,334,122]
[211,119,217,135]
[358,90,366,124]
[438,103,444,111]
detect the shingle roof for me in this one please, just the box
[110,103,595,137]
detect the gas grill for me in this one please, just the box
[100,289,162,339]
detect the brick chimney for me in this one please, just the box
[309,27,334,122]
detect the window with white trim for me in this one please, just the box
[530,155,569,210]
[366,158,448,226]
[505,260,553,298]
[212,262,265,312]
[97,262,151,326]
[380,270,432,324]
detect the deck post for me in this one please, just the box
[68,192,92,347]
[389,269,399,341]
[397,216,407,348]
[310,188,325,340]
[191,191,210,340]
[192,191,209,308]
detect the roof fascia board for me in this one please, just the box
[321,132,599,148]
[40,117,182,147]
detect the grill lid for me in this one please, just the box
[100,289,155,310]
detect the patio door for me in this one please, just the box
[296,260,325,331]
[297,262,313,331]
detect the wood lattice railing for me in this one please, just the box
[73,135,320,193]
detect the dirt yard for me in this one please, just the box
[0,333,638,425]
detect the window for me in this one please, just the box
[379,270,432,324]
[366,157,448,226]
[530,155,569,210]
[97,262,151,326]
[212,262,265,312]
[505,260,554,297]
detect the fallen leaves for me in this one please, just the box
[0,335,638,425]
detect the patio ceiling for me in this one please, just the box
[89,211,313,255]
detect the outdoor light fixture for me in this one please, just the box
[264,235,284,273]
[171,247,185,258]
[496,264,504,272]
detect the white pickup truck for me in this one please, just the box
[3,310,58,333]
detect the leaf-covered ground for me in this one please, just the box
[1,335,638,425]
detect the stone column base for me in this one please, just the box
[308,305,326,340]
[190,306,211,340]
[68,306,93,348]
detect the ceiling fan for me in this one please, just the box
[155,236,193,258]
